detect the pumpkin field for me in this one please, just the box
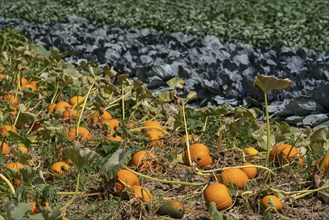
[1,27,329,220]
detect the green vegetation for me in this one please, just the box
[1,0,329,51]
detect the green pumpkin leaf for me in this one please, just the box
[7,202,32,219]
[167,77,184,89]
[63,144,97,172]
[158,90,175,102]
[208,202,234,220]
[102,147,132,180]
[254,74,293,93]
[310,127,328,143]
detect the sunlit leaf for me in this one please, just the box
[63,145,98,172]
[102,147,132,180]
[166,77,184,89]
[6,202,31,219]
[310,127,328,143]
[254,74,293,93]
[252,129,275,151]
[158,90,175,102]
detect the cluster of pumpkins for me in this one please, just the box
[2,75,329,218]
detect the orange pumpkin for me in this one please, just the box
[117,169,140,187]
[6,162,24,171]
[63,109,79,118]
[261,195,282,212]
[6,162,24,186]
[19,77,29,86]
[131,150,157,168]
[50,162,70,177]
[203,183,233,210]
[146,129,164,141]
[179,134,199,146]
[68,127,93,141]
[244,147,259,156]
[106,119,121,133]
[0,125,16,137]
[241,162,257,179]
[53,101,71,114]
[2,94,19,106]
[48,103,56,113]
[106,135,123,143]
[1,141,10,155]
[184,143,213,169]
[21,82,37,92]
[69,96,85,106]
[18,145,28,153]
[142,121,163,131]
[115,169,141,196]
[220,168,249,189]
[13,178,22,186]
[99,110,113,122]
[129,185,152,203]
[125,122,135,128]
[270,144,303,167]
[315,155,329,174]
[28,201,49,214]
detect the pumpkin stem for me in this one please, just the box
[61,172,80,211]
[181,99,193,170]
[291,184,329,200]
[198,164,276,176]
[125,167,205,186]
[0,173,15,195]
[264,91,271,167]
[76,67,96,134]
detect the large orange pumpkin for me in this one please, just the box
[117,169,140,186]
[220,168,249,189]
[68,127,93,141]
[203,183,233,210]
[184,143,213,169]
[241,162,257,179]
[115,169,140,196]
[270,144,303,167]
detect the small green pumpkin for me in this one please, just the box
[156,200,185,219]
